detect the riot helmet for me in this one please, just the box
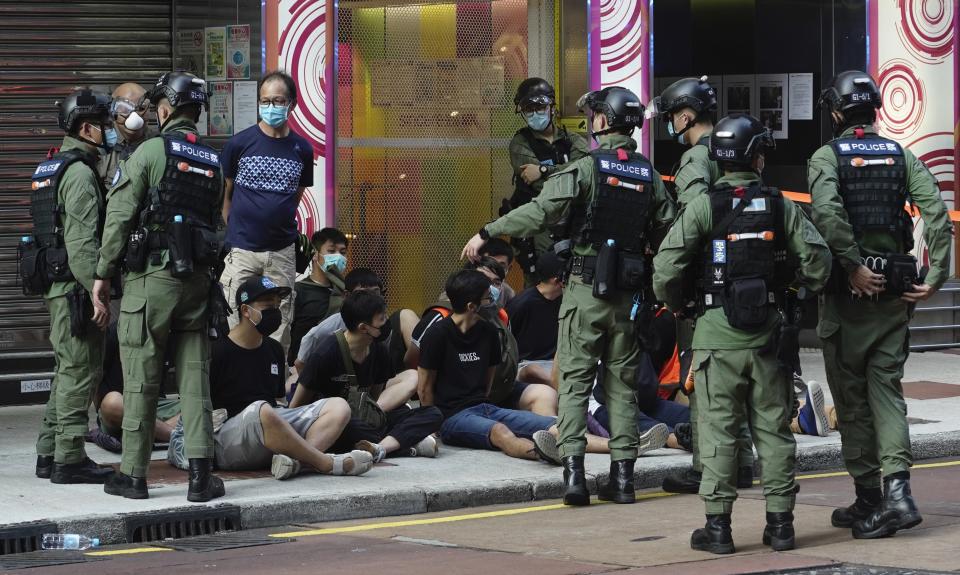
[709,113,775,168]
[648,75,717,144]
[577,86,645,136]
[818,70,881,135]
[57,89,113,133]
[514,77,556,112]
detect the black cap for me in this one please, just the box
[709,113,775,165]
[818,70,881,113]
[654,76,717,120]
[235,276,292,308]
[535,251,564,283]
[147,71,210,109]
[514,77,556,110]
[577,86,645,133]
[57,89,113,132]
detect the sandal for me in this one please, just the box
[329,450,374,476]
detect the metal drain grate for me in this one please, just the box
[123,505,242,543]
[771,565,956,575]
[0,521,59,555]
[0,550,101,571]
[150,532,293,552]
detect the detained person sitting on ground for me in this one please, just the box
[86,324,180,454]
[291,291,443,461]
[408,257,557,417]
[505,251,564,388]
[479,237,517,304]
[289,227,349,365]
[168,276,373,479]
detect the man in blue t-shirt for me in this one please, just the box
[220,70,314,357]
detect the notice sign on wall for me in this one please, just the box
[205,27,227,80]
[227,24,251,79]
[177,29,205,77]
[208,81,234,136]
[757,74,788,139]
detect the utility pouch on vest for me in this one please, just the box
[18,240,48,296]
[617,252,646,291]
[593,240,618,299]
[776,322,801,376]
[44,247,73,283]
[192,227,220,268]
[66,283,92,338]
[884,254,918,296]
[206,279,231,340]
[168,218,195,278]
[124,228,149,273]
[722,278,770,331]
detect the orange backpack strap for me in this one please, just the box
[498,308,509,326]
[430,306,451,318]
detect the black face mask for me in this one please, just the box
[478,303,500,323]
[371,319,392,344]
[249,306,282,336]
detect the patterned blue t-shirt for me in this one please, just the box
[222,124,314,251]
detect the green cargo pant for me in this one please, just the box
[556,276,640,460]
[819,295,912,487]
[678,319,755,473]
[118,269,214,478]
[36,293,105,464]
[693,347,796,514]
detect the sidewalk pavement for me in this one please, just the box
[2,351,959,544]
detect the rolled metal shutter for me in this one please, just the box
[0,1,171,404]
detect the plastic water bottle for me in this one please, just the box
[41,533,100,550]
[21,236,32,244]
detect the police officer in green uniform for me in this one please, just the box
[506,78,590,286]
[464,86,676,506]
[30,89,116,484]
[92,72,226,502]
[653,114,831,554]
[809,71,953,539]
[651,77,755,494]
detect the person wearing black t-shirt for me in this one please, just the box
[291,291,442,461]
[169,276,373,480]
[418,270,559,461]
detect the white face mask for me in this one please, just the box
[124,111,144,131]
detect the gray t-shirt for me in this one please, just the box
[296,312,346,364]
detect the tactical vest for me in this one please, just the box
[699,183,788,306]
[142,133,221,230]
[510,127,574,209]
[829,133,912,250]
[570,149,654,253]
[30,150,94,250]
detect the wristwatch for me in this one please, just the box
[539,165,549,175]
[478,227,490,241]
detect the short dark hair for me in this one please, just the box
[445,269,491,313]
[311,227,348,250]
[465,256,505,281]
[259,70,297,101]
[341,291,386,331]
[843,107,877,127]
[535,251,564,283]
[480,237,514,265]
[345,267,382,292]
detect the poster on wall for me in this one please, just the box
[176,30,205,76]
[233,81,259,132]
[205,27,226,80]
[757,74,788,139]
[226,25,251,79]
[208,81,234,136]
[788,73,814,120]
[722,75,756,118]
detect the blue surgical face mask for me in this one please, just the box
[323,253,347,274]
[667,114,691,145]
[524,110,551,132]
[488,284,502,304]
[259,104,289,128]
[104,127,118,150]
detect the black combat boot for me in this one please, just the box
[662,468,701,494]
[762,511,796,550]
[561,455,590,506]
[50,457,115,484]
[853,474,922,539]
[690,514,735,554]
[737,465,754,488]
[598,459,636,504]
[36,455,53,479]
[104,471,149,499]
[187,458,226,502]
[831,483,882,527]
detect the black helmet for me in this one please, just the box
[651,75,717,120]
[818,70,881,113]
[56,89,113,132]
[577,86,645,133]
[514,77,556,111]
[709,114,775,165]
[146,72,209,109]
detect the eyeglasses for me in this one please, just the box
[259,97,290,107]
[520,104,549,115]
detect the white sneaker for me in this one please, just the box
[410,435,439,458]
[637,423,670,456]
[807,380,830,437]
[355,440,387,463]
[271,454,301,480]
